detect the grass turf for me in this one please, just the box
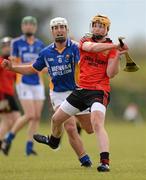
[0,121,145,180]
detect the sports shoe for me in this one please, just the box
[97,163,110,172]
[26,149,38,156]
[1,139,11,156]
[81,160,92,167]
[33,134,61,150]
[80,154,92,167]
[33,134,49,145]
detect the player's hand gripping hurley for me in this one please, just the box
[118,37,139,72]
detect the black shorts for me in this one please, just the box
[0,93,19,113]
[66,88,110,112]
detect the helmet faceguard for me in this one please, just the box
[54,35,66,43]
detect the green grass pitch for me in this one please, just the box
[0,121,145,180]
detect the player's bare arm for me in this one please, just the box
[82,41,118,52]
[107,45,129,78]
[1,59,37,74]
[82,41,129,53]
[106,51,120,78]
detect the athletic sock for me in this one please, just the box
[48,135,61,149]
[100,152,110,165]
[6,132,15,143]
[79,154,91,164]
[0,140,2,149]
[26,141,33,155]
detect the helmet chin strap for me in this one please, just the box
[92,34,106,41]
[24,32,34,37]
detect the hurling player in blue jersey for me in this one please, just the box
[2,16,45,156]
[2,17,93,167]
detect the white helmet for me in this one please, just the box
[50,17,68,30]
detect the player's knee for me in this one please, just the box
[52,114,61,126]
[92,120,103,132]
[64,123,76,135]
[91,112,104,131]
[91,118,102,132]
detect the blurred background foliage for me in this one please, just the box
[0,1,52,43]
[0,1,145,121]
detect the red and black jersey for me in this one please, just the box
[78,36,118,92]
[0,56,16,96]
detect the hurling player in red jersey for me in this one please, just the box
[0,37,20,151]
[30,14,128,172]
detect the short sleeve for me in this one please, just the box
[79,36,90,50]
[73,44,80,63]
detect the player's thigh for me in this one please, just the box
[20,99,35,118]
[50,90,72,110]
[64,116,77,132]
[0,112,15,129]
[16,83,36,118]
[33,100,44,119]
[31,84,45,119]
[52,107,71,125]
[32,84,45,102]
[11,111,21,123]
[90,111,105,129]
[16,82,33,100]
[76,114,93,134]
[90,102,106,127]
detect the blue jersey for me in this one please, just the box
[33,39,80,92]
[11,35,45,85]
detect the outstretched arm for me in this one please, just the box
[82,41,118,52]
[81,40,129,53]
[1,59,37,74]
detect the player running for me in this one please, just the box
[32,14,128,172]
[1,16,45,156]
[1,17,92,167]
[0,37,20,150]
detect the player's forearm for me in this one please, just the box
[11,64,36,75]
[107,53,120,78]
[82,42,118,52]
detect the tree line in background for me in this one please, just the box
[0,1,52,43]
